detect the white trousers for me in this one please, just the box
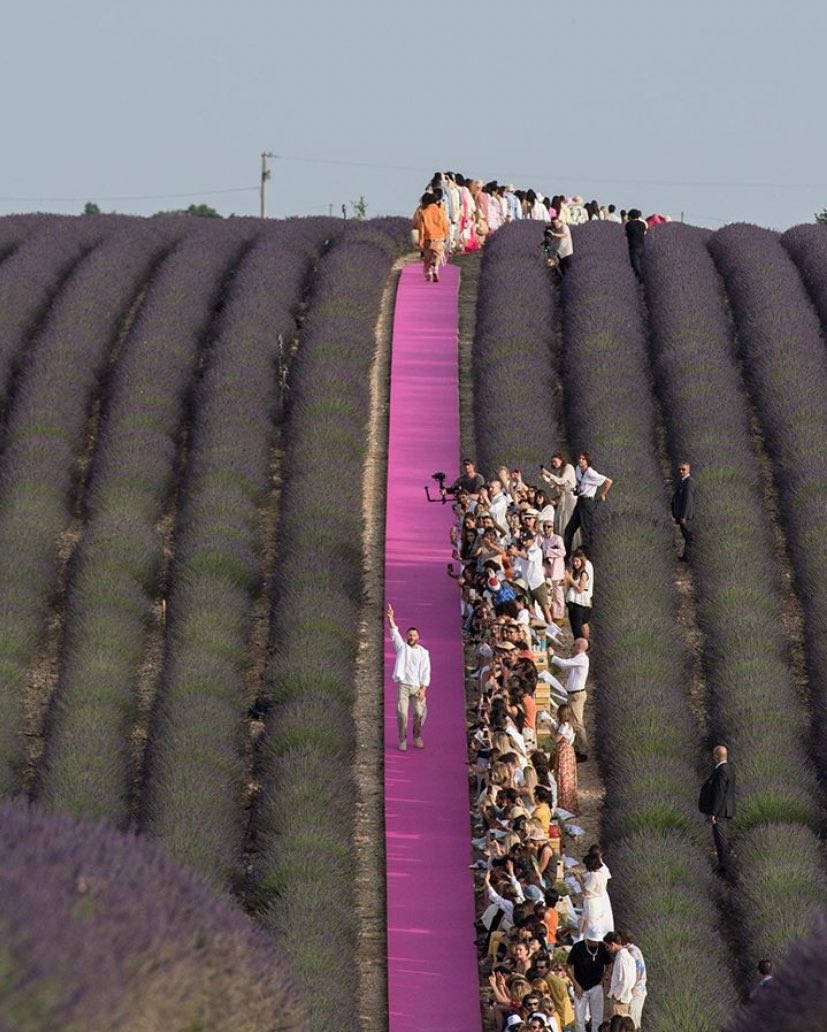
[573,984,603,1032]
[630,993,646,1028]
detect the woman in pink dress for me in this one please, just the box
[554,703,578,814]
[456,174,478,252]
[540,517,566,622]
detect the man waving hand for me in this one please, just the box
[387,603,431,751]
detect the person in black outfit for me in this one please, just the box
[446,458,485,498]
[567,931,611,1031]
[671,461,696,561]
[698,744,736,874]
[625,209,647,280]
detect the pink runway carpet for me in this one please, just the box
[383,264,481,1031]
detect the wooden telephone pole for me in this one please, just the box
[260,152,276,218]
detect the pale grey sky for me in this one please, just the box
[2,0,826,228]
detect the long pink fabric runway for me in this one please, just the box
[383,263,481,1032]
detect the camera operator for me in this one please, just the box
[445,457,485,499]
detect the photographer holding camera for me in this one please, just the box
[444,457,485,499]
[563,452,613,555]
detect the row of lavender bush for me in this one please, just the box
[781,223,827,330]
[0,800,306,1031]
[246,219,406,1030]
[558,221,739,1027]
[472,222,562,472]
[38,219,256,822]
[0,219,179,794]
[140,219,341,887]
[708,226,827,787]
[643,222,827,979]
[0,216,111,409]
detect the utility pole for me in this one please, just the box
[260,152,276,219]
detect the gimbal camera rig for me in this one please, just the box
[424,471,456,503]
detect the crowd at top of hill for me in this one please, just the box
[411,171,670,281]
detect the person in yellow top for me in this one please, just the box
[412,192,450,283]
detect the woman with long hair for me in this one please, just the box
[576,846,614,940]
[540,453,577,538]
[554,703,578,814]
[564,548,593,641]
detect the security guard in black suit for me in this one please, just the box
[671,461,696,561]
[698,744,736,874]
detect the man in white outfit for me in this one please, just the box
[386,603,431,751]
[604,931,639,1020]
[549,637,590,759]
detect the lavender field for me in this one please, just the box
[0,211,823,1030]
[0,212,407,1030]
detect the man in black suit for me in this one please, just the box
[698,744,736,874]
[671,461,696,561]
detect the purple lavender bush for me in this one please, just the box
[726,913,827,1031]
[559,221,738,1023]
[472,221,564,473]
[249,222,405,1029]
[708,224,827,777]
[0,799,307,1031]
[0,216,109,407]
[781,223,827,330]
[644,223,822,832]
[0,219,177,795]
[140,223,331,887]
[37,220,254,825]
[471,220,738,1026]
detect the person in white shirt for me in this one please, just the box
[386,603,431,751]
[563,451,613,555]
[603,932,638,1020]
[508,522,553,624]
[485,478,511,534]
[549,638,590,757]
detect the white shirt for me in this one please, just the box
[551,651,589,694]
[390,626,431,687]
[556,720,575,745]
[610,947,638,1004]
[554,223,573,259]
[488,490,510,529]
[566,563,593,607]
[607,213,622,223]
[575,466,607,498]
[516,540,545,591]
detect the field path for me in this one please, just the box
[383,263,481,1032]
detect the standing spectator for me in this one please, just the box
[751,959,773,997]
[553,704,578,814]
[386,603,431,750]
[549,638,590,759]
[603,932,637,1020]
[564,452,613,556]
[508,530,553,626]
[447,458,485,498]
[618,930,646,1029]
[539,518,566,624]
[563,549,593,641]
[606,204,622,223]
[487,477,512,533]
[698,744,736,874]
[566,929,610,1032]
[576,849,614,940]
[671,460,696,562]
[540,453,577,538]
[625,208,647,280]
[544,216,574,276]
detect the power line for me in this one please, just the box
[277,155,827,192]
[0,186,258,203]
